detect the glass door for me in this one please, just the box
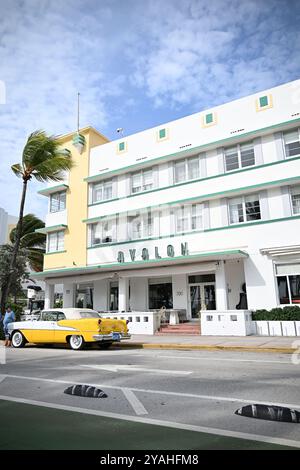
[189,285,202,318]
[109,282,119,311]
[189,283,216,318]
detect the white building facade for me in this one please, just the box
[36,79,300,330]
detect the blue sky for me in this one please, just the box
[0,0,300,219]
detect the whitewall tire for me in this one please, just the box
[69,335,85,350]
[11,331,26,348]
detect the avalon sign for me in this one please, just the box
[117,242,189,263]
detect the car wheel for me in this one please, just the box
[69,335,85,350]
[98,342,113,350]
[11,331,26,348]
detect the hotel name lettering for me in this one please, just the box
[117,243,189,263]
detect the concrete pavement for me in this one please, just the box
[117,334,300,354]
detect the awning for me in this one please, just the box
[35,224,67,234]
[38,184,68,197]
[260,245,300,258]
[31,249,248,280]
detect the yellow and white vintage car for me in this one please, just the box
[7,308,131,350]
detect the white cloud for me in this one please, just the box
[0,0,299,219]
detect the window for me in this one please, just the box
[50,191,66,212]
[283,128,300,158]
[127,210,153,240]
[174,156,201,183]
[175,203,203,233]
[224,142,255,172]
[131,169,153,194]
[47,231,64,253]
[90,179,114,204]
[228,194,261,224]
[290,185,300,215]
[277,275,300,305]
[118,141,125,152]
[89,219,116,246]
[148,281,173,309]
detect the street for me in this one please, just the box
[0,345,300,449]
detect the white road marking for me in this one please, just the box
[122,388,148,416]
[0,375,6,384]
[81,364,192,375]
[3,373,300,410]
[5,349,137,364]
[0,394,299,449]
[152,354,294,365]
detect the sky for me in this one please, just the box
[0,0,300,220]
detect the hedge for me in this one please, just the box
[252,306,300,321]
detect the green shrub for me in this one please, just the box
[253,306,300,321]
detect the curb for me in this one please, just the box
[115,342,297,354]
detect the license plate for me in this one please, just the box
[112,332,120,341]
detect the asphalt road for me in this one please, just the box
[0,345,300,450]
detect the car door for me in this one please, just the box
[29,311,57,343]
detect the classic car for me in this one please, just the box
[7,308,131,350]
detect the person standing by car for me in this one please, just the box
[2,306,15,347]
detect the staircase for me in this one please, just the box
[156,321,201,335]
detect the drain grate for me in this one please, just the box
[64,384,107,398]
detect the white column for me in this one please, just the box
[93,279,109,311]
[63,283,76,308]
[118,277,129,312]
[215,261,228,310]
[44,283,54,309]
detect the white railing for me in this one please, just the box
[253,321,300,336]
[201,310,253,336]
[99,311,161,335]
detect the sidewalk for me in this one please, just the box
[117,334,300,353]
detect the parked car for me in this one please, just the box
[7,308,131,350]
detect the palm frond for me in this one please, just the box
[32,154,74,182]
[11,163,24,178]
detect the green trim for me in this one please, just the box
[84,117,300,183]
[83,174,300,224]
[88,197,120,207]
[32,249,248,277]
[38,184,68,196]
[45,250,67,255]
[87,155,300,208]
[36,224,67,234]
[87,214,300,249]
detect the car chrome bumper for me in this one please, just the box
[92,333,131,342]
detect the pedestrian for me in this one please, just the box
[2,305,16,347]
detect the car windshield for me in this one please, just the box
[79,311,100,318]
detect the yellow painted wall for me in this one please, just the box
[43,127,108,271]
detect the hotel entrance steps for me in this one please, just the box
[156,322,201,335]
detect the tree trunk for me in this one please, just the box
[0,179,28,314]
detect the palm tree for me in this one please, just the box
[0,130,74,313]
[9,214,46,272]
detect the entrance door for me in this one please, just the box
[109,283,119,311]
[189,283,216,318]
